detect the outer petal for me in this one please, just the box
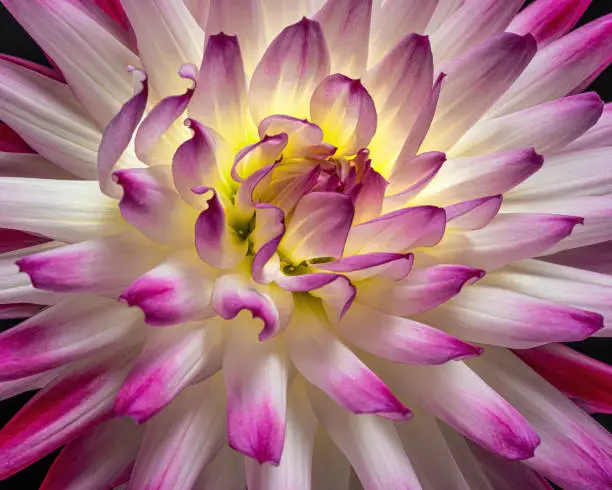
[310,74,377,156]
[315,252,414,282]
[249,18,330,123]
[444,195,504,230]
[0,351,134,480]
[2,0,138,126]
[471,348,612,490]
[17,232,163,294]
[0,58,103,179]
[313,0,372,78]
[0,152,75,180]
[286,301,410,418]
[419,284,602,348]
[420,33,537,153]
[0,54,65,85]
[121,0,204,96]
[194,446,246,490]
[128,377,226,490]
[507,0,593,47]
[429,0,525,63]
[451,92,604,157]
[119,253,216,326]
[338,302,482,365]
[381,360,541,460]
[363,34,433,163]
[40,418,142,490]
[357,265,484,316]
[190,33,253,149]
[545,240,612,276]
[223,317,288,464]
[489,14,612,117]
[561,103,612,153]
[279,192,354,263]
[431,213,582,270]
[0,178,120,242]
[307,383,422,490]
[251,205,285,284]
[114,322,222,424]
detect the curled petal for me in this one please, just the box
[310,74,377,156]
[258,115,334,159]
[249,18,330,123]
[251,205,286,284]
[232,133,288,182]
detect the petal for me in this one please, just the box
[419,284,603,348]
[310,74,377,156]
[128,377,226,489]
[315,252,414,282]
[515,344,612,414]
[0,228,49,254]
[0,57,103,179]
[121,0,204,96]
[0,296,142,381]
[279,192,354,263]
[338,302,482,365]
[190,33,254,149]
[307,383,421,490]
[444,195,504,230]
[429,0,526,64]
[507,0,593,47]
[0,303,43,320]
[0,178,120,242]
[249,18,330,123]
[363,34,433,163]
[212,274,293,341]
[17,232,163,294]
[231,133,288,182]
[286,300,410,418]
[471,347,612,490]
[97,67,148,197]
[353,166,388,224]
[258,115,333,160]
[313,0,372,78]
[431,213,583,270]
[420,33,537,153]
[561,102,612,153]
[2,0,139,126]
[0,352,134,480]
[425,0,464,33]
[0,121,34,153]
[114,323,222,423]
[0,53,65,85]
[0,369,61,403]
[114,166,197,245]
[545,240,612,276]
[357,264,484,316]
[489,14,612,117]
[119,253,216,326]
[246,381,318,490]
[194,446,246,490]
[507,147,612,200]
[40,418,142,490]
[194,188,248,269]
[344,206,446,255]
[451,92,604,157]
[223,317,288,464]
[369,0,438,65]
[382,360,541,460]
[0,152,75,180]
[251,205,285,284]
[417,148,543,205]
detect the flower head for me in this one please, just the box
[0,0,611,489]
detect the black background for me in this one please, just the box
[0,1,611,489]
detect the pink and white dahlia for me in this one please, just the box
[0,0,611,488]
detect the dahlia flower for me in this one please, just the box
[0,0,611,488]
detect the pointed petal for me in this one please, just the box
[128,377,226,489]
[115,323,222,423]
[121,0,204,96]
[249,18,330,123]
[338,302,482,365]
[561,103,612,153]
[420,284,603,348]
[421,33,537,153]
[223,318,288,464]
[310,75,377,156]
[315,252,414,282]
[444,195,503,230]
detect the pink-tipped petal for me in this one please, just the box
[119,254,216,326]
[223,318,288,464]
[258,115,332,160]
[0,54,65,84]
[339,302,482,365]
[358,264,484,317]
[286,301,410,418]
[561,102,612,152]
[445,195,503,230]
[421,33,537,153]
[114,323,222,423]
[388,151,446,196]
[280,192,354,264]
[310,74,377,156]
[249,18,330,123]
[420,284,603,348]
[232,133,288,182]
[40,417,142,490]
[251,205,286,284]
[313,0,372,78]
[316,252,414,282]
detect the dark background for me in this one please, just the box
[0,1,611,489]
